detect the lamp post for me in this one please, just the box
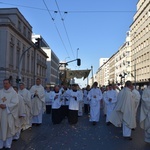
[91,65,94,85]
[77,48,79,58]
[119,74,123,85]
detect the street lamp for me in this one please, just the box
[119,72,127,85]
[119,74,123,85]
[91,66,94,84]
[76,48,79,58]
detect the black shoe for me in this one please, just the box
[106,122,111,126]
[13,139,18,141]
[92,121,96,125]
[124,137,132,140]
[36,123,41,126]
[5,148,11,150]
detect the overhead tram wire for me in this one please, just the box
[0,2,47,11]
[55,0,75,59]
[0,2,138,14]
[43,0,70,57]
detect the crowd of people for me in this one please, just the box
[0,78,150,149]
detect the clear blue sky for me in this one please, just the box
[0,0,138,87]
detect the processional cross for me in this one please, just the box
[2,97,7,102]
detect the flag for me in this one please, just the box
[66,69,91,80]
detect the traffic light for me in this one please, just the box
[35,38,41,48]
[77,58,81,66]
[16,78,21,83]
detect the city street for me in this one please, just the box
[12,110,150,150]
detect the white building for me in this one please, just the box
[99,58,109,67]
[32,34,59,85]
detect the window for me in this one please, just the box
[23,26,26,36]
[16,49,20,68]
[9,34,14,67]
[18,20,21,31]
[28,31,31,40]
[22,45,26,70]
[9,45,14,66]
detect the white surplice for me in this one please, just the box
[68,90,81,111]
[50,91,62,109]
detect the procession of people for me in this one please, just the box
[0,78,150,149]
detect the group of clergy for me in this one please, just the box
[1,78,150,150]
[45,80,150,144]
[0,78,45,150]
[44,81,104,126]
[103,81,150,143]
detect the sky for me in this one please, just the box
[0,0,138,87]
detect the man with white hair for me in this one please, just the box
[140,81,150,143]
[87,82,102,125]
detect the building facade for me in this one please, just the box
[95,0,149,89]
[130,0,150,87]
[0,8,48,88]
[32,34,59,86]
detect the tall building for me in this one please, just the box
[130,0,150,87]
[99,58,109,67]
[0,8,47,88]
[95,0,150,88]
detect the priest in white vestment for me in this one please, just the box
[30,78,45,126]
[131,87,141,116]
[104,84,117,125]
[109,81,136,140]
[13,86,26,141]
[140,83,150,143]
[19,82,32,130]
[0,79,19,149]
[102,86,109,117]
[87,82,102,125]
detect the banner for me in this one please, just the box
[66,69,91,80]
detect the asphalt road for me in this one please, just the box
[11,109,150,150]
